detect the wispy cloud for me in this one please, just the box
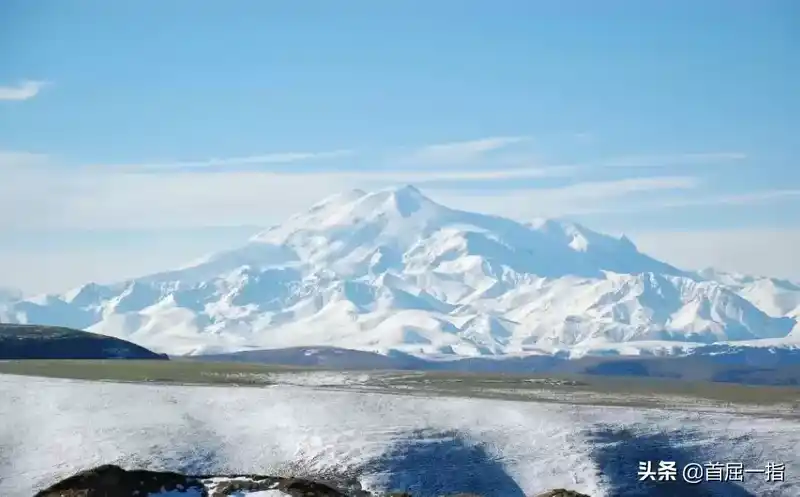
[504,176,700,196]
[434,176,702,218]
[647,189,800,209]
[1,143,791,231]
[0,151,50,168]
[399,136,529,167]
[69,140,745,179]
[633,229,800,280]
[0,150,575,229]
[395,143,746,174]
[13,172,692,229]
[111,149,355,170]
[0,80,49,101]
[80,147,572,182]
[372,165,576,183]
[594,152,747,168]
[520,187,800,217]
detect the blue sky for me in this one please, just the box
[1,0,799,292]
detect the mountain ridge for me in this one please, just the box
[0,323,168,360]
[1,185,797,358]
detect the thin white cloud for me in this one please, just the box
[4,145,800,290]
[595,152,747,168]
[0,80,49,101]
[376,165,577,183]
[0,147,791,232]
[110,149,355,170]
[0,152,578,230]
[518,176,699,197]
[433,176,701,218]
[0,232,255,294]
[606,189,800,212]
[399,136,530,167]
[670,189,800,206]
[632,229,800,280]
[0,151,50,168]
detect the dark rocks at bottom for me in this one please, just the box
[32,464,592,497]
[533,490,592,497]
[32,464,205,497]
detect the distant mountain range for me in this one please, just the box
[1,185,798,361]
[194,344,800,386]
[698,268,800,319]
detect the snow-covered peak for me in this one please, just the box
[528,218,639,254]
[700,267,800,290]
[247,186,445,259]
[64,282,115,306]
[697,267,754,286]
[319,187,369,205]
[344,183,446,221]
[210,187,684,284]
[699,267,800,318]
[368,183,434,216]
[3,186,797,357]
[253,185,443,238]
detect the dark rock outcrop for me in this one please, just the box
[33,464,592,497]
[533,490,592,497]
[0,324,167,360]
[33,464,203,496]
[34,465,363,497]
[207,475,353,497]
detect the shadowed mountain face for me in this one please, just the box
[1,186,798,358]
[0,324,167,360]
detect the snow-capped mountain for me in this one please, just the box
[698,268,800,319]
[2,185,797,356]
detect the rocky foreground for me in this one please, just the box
[34,465,591,497]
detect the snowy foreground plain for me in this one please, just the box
[1,372,799,497]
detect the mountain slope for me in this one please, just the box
[698,268,800,318]
[0,324,168,360]
[2,186,796,357]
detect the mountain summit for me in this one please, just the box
[1,186,797,356]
